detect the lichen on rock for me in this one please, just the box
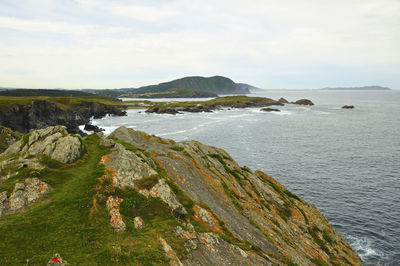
[106,196,126,232]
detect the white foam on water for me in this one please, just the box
[346,235,382,262]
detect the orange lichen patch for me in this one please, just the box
[193,205,222,233]
[151,152,158,157]
[168,168,176,175]
[170,155,184,160]
[292,209,304,222]
[101,154,111,164]
[199,235,214,251]
[176,175,186,185]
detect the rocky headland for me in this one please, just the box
[0,126,361,265]
[0,98,126,135]
[145,96,314,115]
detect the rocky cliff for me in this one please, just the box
[0,99,126,135]
[0,126,361,265]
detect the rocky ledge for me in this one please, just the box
[0,126,361,265]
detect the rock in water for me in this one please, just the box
[293,99,314,105]
[342,105,355,109]
[278,97,289,103]
[260,107,280,112]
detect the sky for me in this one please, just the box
[0,0,399,90]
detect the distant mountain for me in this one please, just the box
[237,83,261,91]
[0,89,96,97]
[321,86,391,91]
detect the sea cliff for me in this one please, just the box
[0,126,361,265]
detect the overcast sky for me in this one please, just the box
[0,0,399,89]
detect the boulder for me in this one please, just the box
[84,124,104,132]
[342,105,354,109]
[50,135,82,163]
[0,191,8,217]
[293,99,314,105]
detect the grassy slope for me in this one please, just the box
[0,135,183,265]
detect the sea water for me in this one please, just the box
[90,90,400,265]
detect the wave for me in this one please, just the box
[346,235,383,262]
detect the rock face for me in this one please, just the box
[101,126,362,265]
[342,105,355,109]
[0,126,21,153]
[2,126,82,164]
[0,178,51,217]
[293,99,314,105]
[0,100,126,134]
[0,126,362,265]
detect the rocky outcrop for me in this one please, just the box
[106,196,126,232]
[0,100,126,134]
[84,124,104,132]
[292,99,314,105]
[0,126,21,153]
[342,105,355,109]
[0,126,362,265]
[260,107,280,112]
[278,97,289,103]
[101,126,361,265]
[0,178,51,217]
[2,126,82,164]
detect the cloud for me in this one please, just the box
[0,16,128,35]
[0,0,399,89]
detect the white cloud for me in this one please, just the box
[0,16,128,35]
[0,0,399,89]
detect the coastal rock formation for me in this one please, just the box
[0,99,126,134]
[2,126,82,164]
[0,126,362,265]
[0,178,51,217]
[293,99,314,105]
[278,97,289,103]
[342,105,355,109]
[0,126,21,153]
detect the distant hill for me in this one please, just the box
[321,86,391,91]
[237,83,261,91]
[128,76,250,95]
[0,89,96,97]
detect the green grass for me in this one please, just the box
[0,134,182,265]
[170,146,184,152]
[310,258,330,266]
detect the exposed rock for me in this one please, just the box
[0,126,21,153]
[292,99,314,105]
[2,126,82,164]
[47,253,68,265]
[342,105,355,109]
[133,216,145,230]
[260,107,280,112]
[25,178,51,204]
[106,196,126,232]
[106,126,361,265]
[278,97,289,103]
[0,99,126,135]
[1,178,51,217]
[50,135,82,163]
[102,143,157,188]
[84,124,104,132]
[0,191,8,217]
[97,132,115,148]
[159,237,183,266]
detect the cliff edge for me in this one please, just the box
[0,126,361,265]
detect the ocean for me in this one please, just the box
[89,90,400,265]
